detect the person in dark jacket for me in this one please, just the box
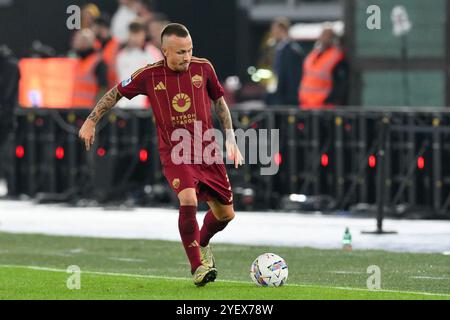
[269,18,304,106]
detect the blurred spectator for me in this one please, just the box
[71,29,108,107]
[92,14,120,88]
[147,13,169,49]
[29,40,56,58]
[145,12,169,61]
[116,20,156,109]
[269,17,304,106]
[298,27,348,109]
[81,3,101,29]
[0,45,19,179]
[111,0,139,44]
[135,0,155,25]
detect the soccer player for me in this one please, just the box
[79,23,243,286]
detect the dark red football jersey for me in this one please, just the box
[117,57,224,166]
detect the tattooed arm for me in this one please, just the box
[78,86,122,150]
[213,97,234,136]
[213,96,243,168]
[87,86,122,124]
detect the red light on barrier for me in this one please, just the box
[139,149,148,162]
[417,156,425,170]
[368,155,376,168]
[16,146,25,158]
[35,118,44,127]
[118,119,127,128]
[55,147,65,159]
[321,154,329,167]
[274,152,282,166]
[97,148,106,157]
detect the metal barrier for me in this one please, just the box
[5,106,450,218]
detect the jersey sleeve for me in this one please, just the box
[117,68,148,100]
[205,62,224,101]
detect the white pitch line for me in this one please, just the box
[411,276,450,280]
[328,271,364,275]
[68,248,84,254]
[0,264,449,298]
[108,257,147,263]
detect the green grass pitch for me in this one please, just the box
[0,232,449,300]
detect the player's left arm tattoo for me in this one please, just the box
[213,96,235,142]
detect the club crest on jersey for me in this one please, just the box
[191,74,203,88]
[121,77,132,87]
[172,93,191,113]
[172,178,180,189]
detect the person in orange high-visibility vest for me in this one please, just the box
[71,29,108,108]
[93,14,120,88]
[299,27,348,109]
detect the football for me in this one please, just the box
[250,253,288,287]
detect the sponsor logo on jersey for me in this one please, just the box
[172,93,191,113]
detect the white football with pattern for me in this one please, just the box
[250,253,288,287]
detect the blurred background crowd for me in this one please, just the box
[0,0,353,113]
[1,0,449,216]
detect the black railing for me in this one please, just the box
[5,106,450,218]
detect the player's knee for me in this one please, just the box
[222,210,235,222]
[178,189,198,207]
[179,197,198,207]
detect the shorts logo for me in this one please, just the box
[191,74,203,88]
[172,93,191,113]
[172,178,180,189]
[121,77,132,87]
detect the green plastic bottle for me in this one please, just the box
[342,227,352,251]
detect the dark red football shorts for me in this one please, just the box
[162,162,233,205]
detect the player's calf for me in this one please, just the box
[200,209,232,247]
